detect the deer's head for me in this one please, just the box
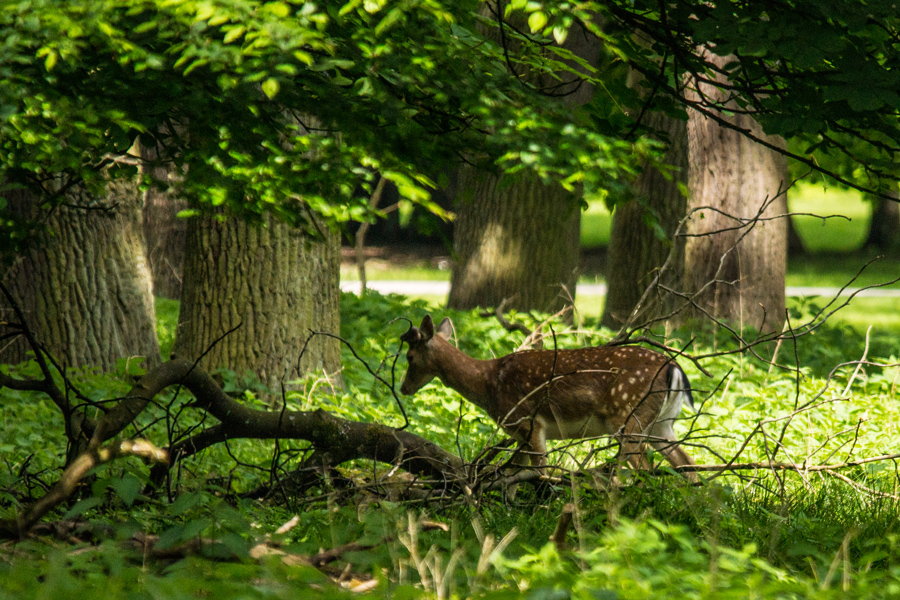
[399,315,453,395]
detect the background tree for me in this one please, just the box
[539,0,900,332]
[865,192,900,252]
[601,113,687,330]
[680,53,789,332]
[141,139,186,300]
[447,12,645,313]
[448,171,581,312]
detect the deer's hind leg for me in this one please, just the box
[647,422,698,483]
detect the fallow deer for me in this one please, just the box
[399,315,697,482]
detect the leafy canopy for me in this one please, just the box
[0,0,652,244]
[516,0,900,194]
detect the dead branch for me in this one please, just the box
[97,358,462,483]
[479,298,541,348]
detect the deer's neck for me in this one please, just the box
[433,339,498,414]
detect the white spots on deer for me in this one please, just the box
[402,315,697,481]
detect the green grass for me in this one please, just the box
[789,182,872,252]
[7,291,900,598]
[341,264,451,281]
[580,201,613,249]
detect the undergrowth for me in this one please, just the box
[2,290,900,598]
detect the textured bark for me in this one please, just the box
[1,184,160,371]
[448,172,581,312]
[174,214,341,389]
[448,22,599,313]
[865,192,900,252]
[601,111,688,329]
[682,54,788,333]
[141,141,186,300]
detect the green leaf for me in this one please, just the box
[261,77,280,99]
[110,474,143,506]
[552,26,568,45]
[223,26,245,44]
[527,11,547,33]
[44,51,57,72]
[63,496,103,520]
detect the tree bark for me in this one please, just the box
[682,54,789,333]
[141,140,186,300]
[173,214,341,390]
[601,111,689,329]
[864,191,900,252]
[447,22,599,313]
[1,184,161,371]
[448,172,581,312]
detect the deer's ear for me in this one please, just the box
[400,326,422,345]
[436,317,453,340]
[420,315,435,341]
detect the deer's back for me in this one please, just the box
[489,345,676,436]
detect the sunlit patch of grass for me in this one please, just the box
[790,296,900,333]
[789,182,872,252]
[341,264,450,281]
[580,201,613,249]
[155,297,180,358]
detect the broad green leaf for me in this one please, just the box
[527,11,547,32]
[261,77,280,99]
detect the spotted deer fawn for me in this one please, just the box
[400,315,697,482]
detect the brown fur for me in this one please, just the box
[400,315,697,482]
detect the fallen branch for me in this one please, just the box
[100,359,462,483]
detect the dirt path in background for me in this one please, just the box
[341,244,608,278]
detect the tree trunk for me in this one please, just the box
[447,172,581,312]
[682,54,789,333]
[865,191,900,252]
[601,111,688,329]
[786,215,806,256]
[173,215,341,390]
[141,141,186,300]
[1,184,161,371]
[447,22,599,314]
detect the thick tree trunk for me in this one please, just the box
[865,192,900,252]
[1,184,160,371]
[447,172,581,312]
[682,54,789,333]
[141,142,186,300]
[601,111,688,329]
[447,18,598,313]
[173,215,341,390]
